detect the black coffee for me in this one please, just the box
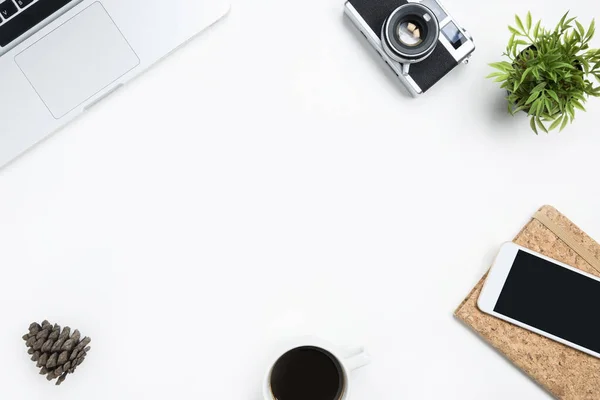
[270,346,344,400]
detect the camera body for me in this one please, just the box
[344,0,475,96]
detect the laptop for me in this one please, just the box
[0,0,230,168]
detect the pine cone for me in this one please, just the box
[22,320,91,385]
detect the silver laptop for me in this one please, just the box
[0,0,230,168]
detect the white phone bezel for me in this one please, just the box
[478,242,600,359]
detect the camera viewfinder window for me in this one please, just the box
[420,0,447,21]
[442,22,467,49]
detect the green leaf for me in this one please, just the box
[586,19,596,41]
[507,33,515,51]
[535,98,545,116]
[486,72,506,78]
[544,98,552,114]
[567,104,575,120]
[519,67,533,84]
[515,15,525,32]
[524,46,537,58]
[534,20,541,37]
[576,20,586,38]
[553,62,577,70]
[536,117,549,133]
[526,11,533,31]
[513,79,520,92]
[549,116,563,130]
[542,114,554,122]
[547,89,560,104]
[489,61,512,72]
[544,54,562,63]
[525,91,541,105]
[530,98,541,115]
[558,12,569,31]
[530,116,539,134]
[572,99,586,111]
[560,113,569,131]
[508,25,521,36]
[531,82,547,93]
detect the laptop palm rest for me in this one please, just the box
[15,3,140,119]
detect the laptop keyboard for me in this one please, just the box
[0,0,79,50]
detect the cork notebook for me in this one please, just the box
[455,205,600,399]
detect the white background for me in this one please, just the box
[1,0,600,398]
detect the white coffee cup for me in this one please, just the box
[262,336,370,400]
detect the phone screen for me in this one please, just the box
[494,250,600,353]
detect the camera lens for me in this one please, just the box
[396,20,425,47]
[382,3,440,64]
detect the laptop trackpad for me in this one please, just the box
[15,3,140,119]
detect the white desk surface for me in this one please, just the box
[1,0,600,398]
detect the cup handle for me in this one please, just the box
[340,345,371,371]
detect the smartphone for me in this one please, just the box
[478,242,600,359]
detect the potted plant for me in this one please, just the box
[488,12,600,133]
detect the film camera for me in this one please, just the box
[344,0,475,96]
